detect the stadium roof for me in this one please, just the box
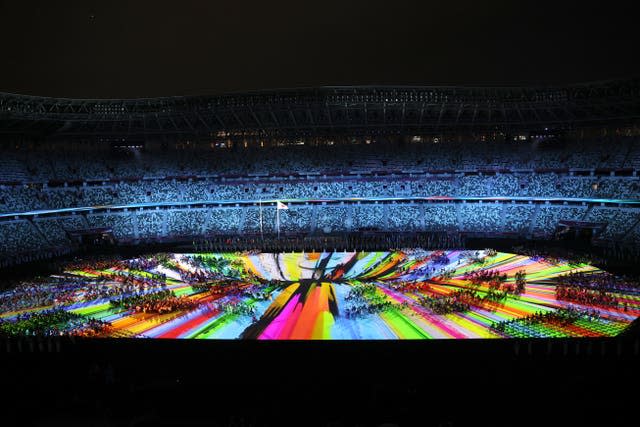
[1,79,639,138]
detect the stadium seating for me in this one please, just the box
[1,173,638,214]
[1,138,639,261]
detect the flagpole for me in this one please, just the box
[259,199,263,241]
[276,201,280,239]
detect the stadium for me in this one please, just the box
[2,79,640,337]
[3,82,640,425]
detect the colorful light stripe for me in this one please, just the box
[1,250,638,339]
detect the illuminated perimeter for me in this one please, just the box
[1,250,638,339]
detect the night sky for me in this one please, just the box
[0,1,638,98]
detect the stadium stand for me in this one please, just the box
[0,81,639,265]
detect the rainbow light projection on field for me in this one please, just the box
[1,250,638,339]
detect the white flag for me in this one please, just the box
[276,201,289,210]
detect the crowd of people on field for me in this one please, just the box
[110,289,198,314]
[0,308,81,337]
[343,282,404,318]
[552,271,639,309]
[555,271,640,293]
[193,232,465,254]
[0,277,78,313]
[491,305,602,335]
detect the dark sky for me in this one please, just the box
[0,0,638,99]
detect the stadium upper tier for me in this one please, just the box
[2,136,640,183]
[1,79,639,137]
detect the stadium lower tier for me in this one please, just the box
[3,202,640,265]
[1,250,638,339]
